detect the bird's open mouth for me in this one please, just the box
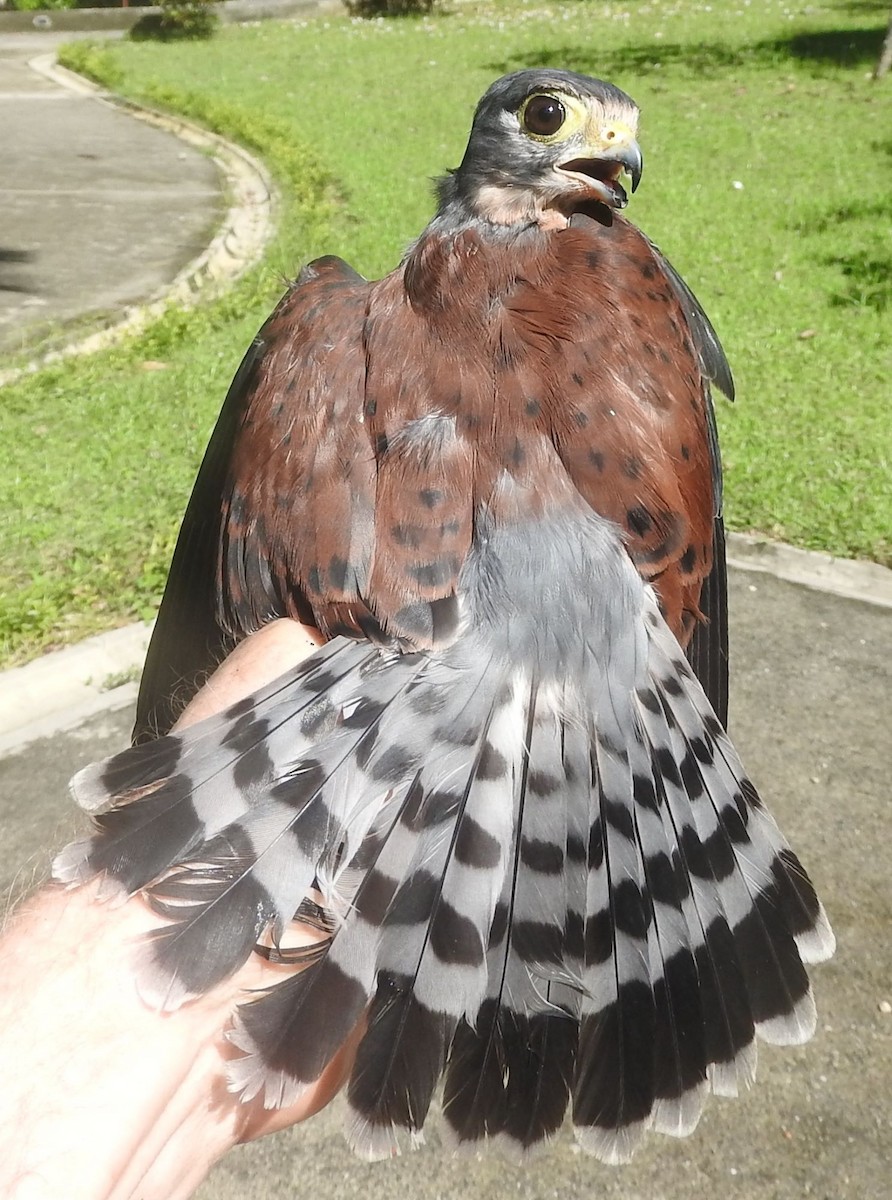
[558,159,630,210]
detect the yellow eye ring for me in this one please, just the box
[519,93,566,139]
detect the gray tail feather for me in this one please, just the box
[55,639,380,892]
[54,604,833,1162]
[442,676,579,1155]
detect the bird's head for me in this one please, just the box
[438,70,642,229]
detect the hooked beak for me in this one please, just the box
[557,133,643,210]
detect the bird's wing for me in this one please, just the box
[134,256,373,742]
[651,241,735,405]
[649,238,732,725]
[545,215,731,721]
[135,241,499,742]
[545,216,720,651]
[684,514,729,726]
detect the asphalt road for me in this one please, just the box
[2,569,889,1199]
[0,38,221,354]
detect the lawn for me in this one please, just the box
[2,0,890,665]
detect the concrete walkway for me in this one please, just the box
[0,33,222,355]
[2,569,889,1198]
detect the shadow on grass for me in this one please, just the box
[130,11,217,40]
[790,191,892,312]
[782,26,886,65]
[835,0,891,13]
[489,25,886,79]
[826,251,892,312]
[793,196,892,236]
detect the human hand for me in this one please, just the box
[0,620,358,1200]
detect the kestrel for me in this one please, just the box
[56,70,834,1164]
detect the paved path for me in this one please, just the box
[0,34,222,354]
[2,570,889,1199]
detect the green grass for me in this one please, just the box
[3,0,890,665]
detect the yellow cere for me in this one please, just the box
[592,118,639,154]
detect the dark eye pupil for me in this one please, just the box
[523,95,565,136]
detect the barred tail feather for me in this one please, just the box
[134,650,431,1008]
[651,766,758,1101]
[640,601,829,1048]
[54,640,381,895]
[442,678,580,1156]
[53,581,832,1164]
[228,780,420,1108]
[573,730,656,1164]
[631,744,709,1138]
[500,692,580,1155]
[344,666,522,1157]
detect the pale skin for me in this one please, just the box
[0,619,357,1200]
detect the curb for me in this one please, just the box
[1,536,889,756]
[725,532,892,609]
[0,622,152,757]
[0,52,277,389]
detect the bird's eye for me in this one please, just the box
[521,94,566,138]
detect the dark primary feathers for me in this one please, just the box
[62,68,832,1163]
